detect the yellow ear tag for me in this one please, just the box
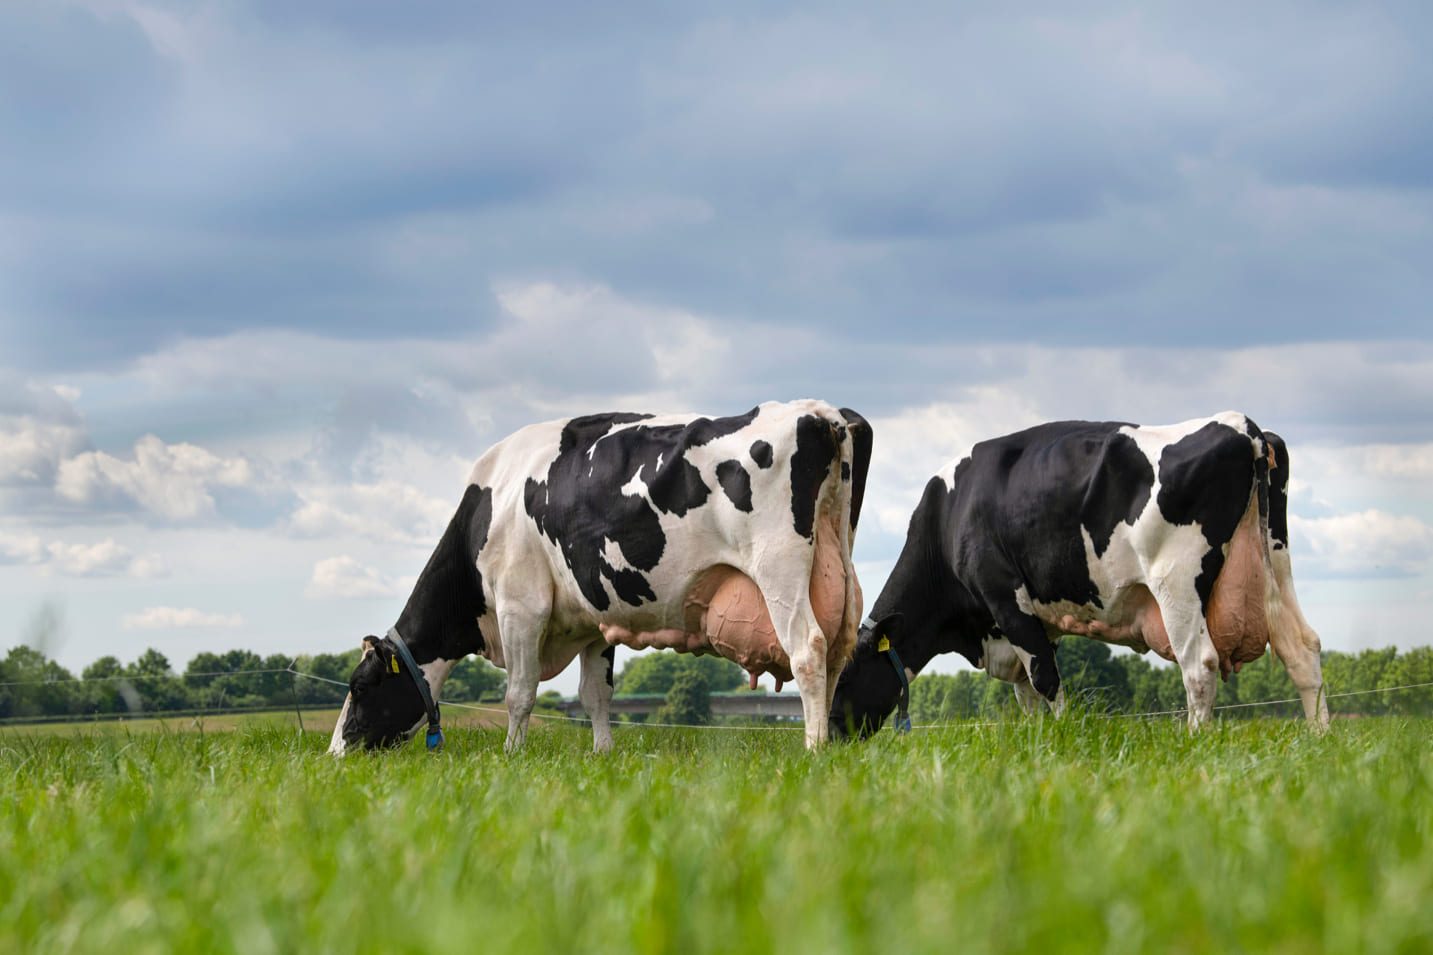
[390,657,400,674]
[877,636,891,652]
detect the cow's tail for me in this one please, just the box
[819,407,869,675]
[1244,420,1286,656]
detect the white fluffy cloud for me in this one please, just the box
[0,531,165,578]
[305,556,406,599]
[121,606,245,630]
[55,435,261,521]
[288,481,452,546]
[46,539,167,579]
[1290,510,1433,578]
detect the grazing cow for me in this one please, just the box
[330,400,870,754]
[829,412,1328,738]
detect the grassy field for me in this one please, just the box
[1,716,1429,955]
[0,704,505,736]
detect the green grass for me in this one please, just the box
[1,717,1429,954]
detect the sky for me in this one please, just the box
[3,1,1432,694]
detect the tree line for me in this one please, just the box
[909,641,1433,723]
[2,639,1429,724]
[0,645,505,722]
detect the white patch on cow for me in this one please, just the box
[620,469,649,499]
[328,693,353,755]
[602,537,637,573]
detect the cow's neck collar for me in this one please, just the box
[388,627,444,751]
[862,617,912,733]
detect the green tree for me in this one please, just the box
[291,650,362,705]
[615,651,745,696]
[1,645,76,718]
[655,670,711,725]
[1380,646,1433,715]
[125,649,191,712]
[443,656,505,702]
[80,656,130,714]
[1055,639,1132,712]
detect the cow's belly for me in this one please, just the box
[1021,586,1175,661]
[598,514,855,684]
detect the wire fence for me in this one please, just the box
[3,664,1432,734]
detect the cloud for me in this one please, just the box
[0,530,46,565]
[54,434,266,521]
[121,606,245,630]
[1290,510,1433,578]
[4,3,1432,374]
[46,538,167,578]
[288,481,452,546]
[0,531,166,578]
[305,556,406,599]
[0,383,89,485]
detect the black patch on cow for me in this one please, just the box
[749,440,773,469]
[966,422,1142,611]
[1264,431,1290,551]
[1081,431,1154,558]
[839,408,873,532]
[841,461,850,480]
[608,566,657,606]
[716,459,754,512]
[789,414,836,540]
[395,482,494,662]
[1156,422,1257,608]
[602,645,616,688]
[524,408,759,610]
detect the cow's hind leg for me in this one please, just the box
[1150,577,1219,730]
[762,592,831,749]
[1267,553,1330,729]
[498,607,545,753]
[579,642,616,753]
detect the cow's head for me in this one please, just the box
[329,635,429,754]
[829,612,906,741]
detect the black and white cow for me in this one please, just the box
[330,400,871,754]
[830,412,1328,737]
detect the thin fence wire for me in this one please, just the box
[3,664,1432,733]
[0,668,295,688]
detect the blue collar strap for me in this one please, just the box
[884,645,912,734]
[875,632,912,734]
[387,628,444,751]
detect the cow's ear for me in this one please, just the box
[361,635,399,676]
[875,612,905,643]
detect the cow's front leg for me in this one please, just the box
[578,642,615,753]
[499,609,544,753]
[988,607,1063,715]
[986,637,1050,717]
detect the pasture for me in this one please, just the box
[2,716,1429,954]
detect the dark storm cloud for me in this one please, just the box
[2,0,1430,372]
